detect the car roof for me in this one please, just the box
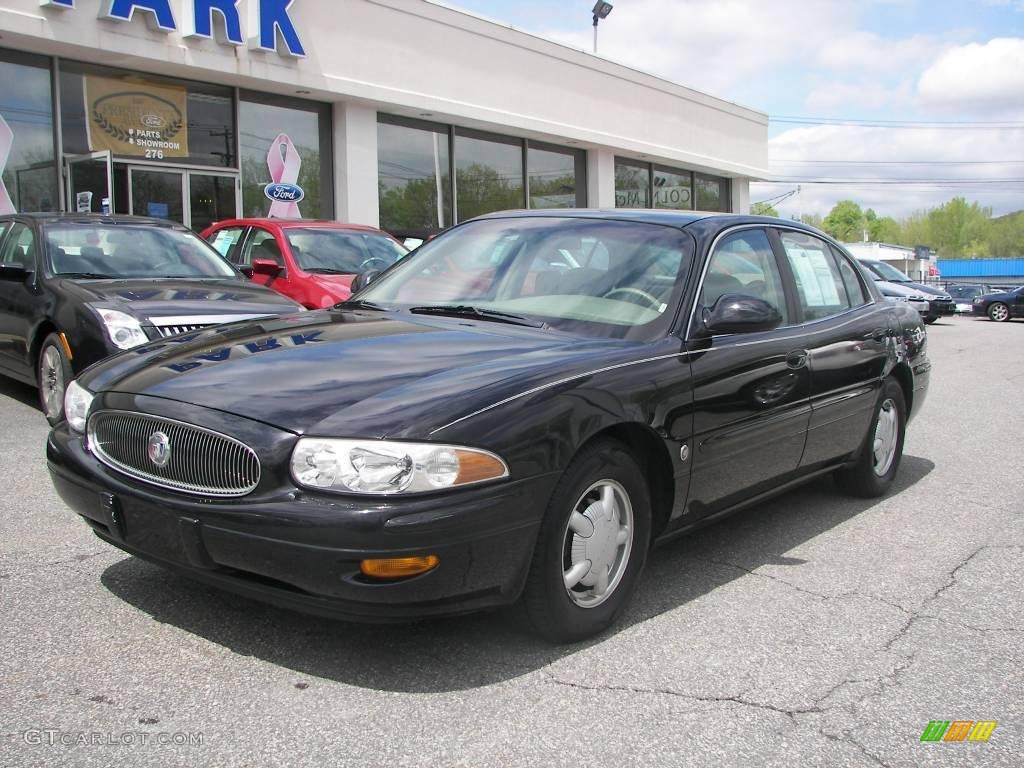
[467,209,833,235]
[210,218,388,234]
[0,212,190,230]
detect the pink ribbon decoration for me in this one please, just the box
[0,114,15,215]
[265,133,302,218]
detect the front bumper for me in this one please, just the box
[927,299,955,317]
[47,423,557,622]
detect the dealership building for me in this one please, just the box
[0,0,767,237]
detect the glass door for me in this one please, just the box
[66,151,113,214]
[188,172,239,232]
[129,167,185,223]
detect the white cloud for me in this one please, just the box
[815,30,936,73]
[539,0,856,94]
[917,38,1024,116]
[755,123,1024,217]
[804,80,912,111]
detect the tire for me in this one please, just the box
[834,377,906,498]
[924,315,938,325]
[38,334,73,426]
[988,302,1010,322]
[522,439,651,643]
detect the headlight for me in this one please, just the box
[64,379,94,433]
[95,308,149,349]
[888,296,909,302]
[290,438,509,495]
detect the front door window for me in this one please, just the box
[130,168,185,223]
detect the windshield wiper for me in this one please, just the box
[58,272,116,280]
[409,305,547,328]
[306,267,350,275]
[337,298,388,311]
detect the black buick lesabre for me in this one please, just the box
[47,211,930,642]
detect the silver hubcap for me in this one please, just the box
[991,304,1008,321]
[561,479,633,608]
[872,398,899,476]
[40,346,65,420]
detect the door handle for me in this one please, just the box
[786,349,808,369]
[865,327,888,342]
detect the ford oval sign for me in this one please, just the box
[264,183,305,203]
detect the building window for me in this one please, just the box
[377,115,585,236]
[527,142,585,209]
[616,158,731,212]
[238,92,333,219]
[696,173,730,212]
[615,159,650,208]
[59,61,233,169]
[0,49,58,213]
[454,129,525,222]
[377,116,452,236]
[653,166,693,210]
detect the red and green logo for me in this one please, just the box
[920,721,997,742]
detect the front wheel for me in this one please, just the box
[38,334,73,425]
[522,439,651,643]
[834,378,906,498]
[924,315,938,325]
[988,302,1010,322]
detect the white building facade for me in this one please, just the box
[0,0,768,236]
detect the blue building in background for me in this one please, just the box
[937,258,1024,288]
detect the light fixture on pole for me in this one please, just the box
[592,1,613,54]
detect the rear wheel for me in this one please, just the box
[38,334,73,425]
[988,302,1010,322]
[835,377,906,498]
[523,439,651,643]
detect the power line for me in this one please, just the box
[769,159,1024,165]
[770,115,1024,129]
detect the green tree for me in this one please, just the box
[750,202,778,217]
[865,208,900,243]
[822,200,866,242]
[987,211,1024,257]
[799,213,824,230]
[925,197,991,258]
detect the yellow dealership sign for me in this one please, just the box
[85,76,188,159]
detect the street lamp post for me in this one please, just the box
[592,1,613,53]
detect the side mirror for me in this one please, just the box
[702,293,782,335]
[251,258,282,276]
[350,268,381,294]
[0,263,31,281]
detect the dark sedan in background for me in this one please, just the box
[972,284,1024,322]
[47,211,929,642]
[0,214,302,423]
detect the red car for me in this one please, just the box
[201,219,407,309]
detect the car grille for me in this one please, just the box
[154,324,213,338]
[87,410,260,497]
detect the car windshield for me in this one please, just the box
[284,228,407,274]
[947,285,985,299]
[356,216,694,340]
[865,259,912,283]
[45,224,238,279]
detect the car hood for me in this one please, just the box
[80,310,647,438]
[873,279,928,298]
[900,280,949,298]
[59,278,301,320]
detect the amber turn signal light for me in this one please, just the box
[360,555,440,580]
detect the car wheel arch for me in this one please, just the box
[29,321,61,383]
[889,362,914,420]
[572,422,675,543]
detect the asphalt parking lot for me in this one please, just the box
[1,314,1021,767]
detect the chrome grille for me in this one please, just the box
[154,324,212,338]
[88,410,260,497]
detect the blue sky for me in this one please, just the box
[437,0,1024,219]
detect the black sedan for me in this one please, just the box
[46,211,930,642]
[0,214,302,423]
[971,284,1024,322]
